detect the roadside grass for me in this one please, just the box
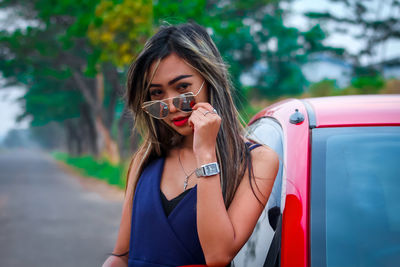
[52,152,128,189]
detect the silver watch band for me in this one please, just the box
[195,162,220,177]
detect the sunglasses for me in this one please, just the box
[142,81,205,119]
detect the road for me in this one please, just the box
[0,149,124,267]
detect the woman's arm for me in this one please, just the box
[196,146,279,266]
[189,103,279,267]
[102,254,128,267]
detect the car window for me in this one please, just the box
[311,126,400,267]
[233,117,284,267]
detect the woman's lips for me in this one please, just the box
[172,116,189,127]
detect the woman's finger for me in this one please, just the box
[195,107,210,116]
[192,102,214,112]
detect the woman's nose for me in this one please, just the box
[167,97,178,113]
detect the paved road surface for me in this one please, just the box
[0,149,124,267]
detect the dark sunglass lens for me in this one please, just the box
[145,102,169,118]
[174,95,195,112]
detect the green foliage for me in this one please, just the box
[351,75,385,92]
[0,22,85,126]
[154,0,206,23]
[341,75,385,95]
[152,0,334,102]
[53,151,128,188]
[88,0,153,67]
[305,0,400,68]
[0,1,127,161]
[308,79,337,97]
[307,75,388,97]
[0,0,127,158]
[4,0,388,157]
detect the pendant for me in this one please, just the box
[183,176,188,190]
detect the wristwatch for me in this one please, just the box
[195,162,220,177]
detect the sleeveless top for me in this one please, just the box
[160,188,193,217]
[128,142,261,267]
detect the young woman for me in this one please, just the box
[102,22,279,267]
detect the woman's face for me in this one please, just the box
[147,53,208,136]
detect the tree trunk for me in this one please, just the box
[117,106,138,159]
[64,119,82,156]
[72,69,120,164]
[80,103,98,155]
[104,63,121,129]
[95,71,120,164]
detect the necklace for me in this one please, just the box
[178,149,196,190]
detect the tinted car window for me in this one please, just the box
[233,118,284,267]
[311,126,400,267]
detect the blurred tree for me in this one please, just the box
[154,0,341,101]
[0,0,349,162]
[0,0,150,162]
[1,128,32,148]
[305,0,400,87]
[88,0,153,67]
[29,123,67,151]
[351,73,385,94]
[235,1,343,99]
[340,73,385,95]
[87,0,153,157]
[0,23,94,154]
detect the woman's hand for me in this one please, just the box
[188,102,221,159]
[102,255,128,267]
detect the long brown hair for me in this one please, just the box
[125,22,261,208]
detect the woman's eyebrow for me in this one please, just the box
[149,83,162,88]
[168,75,193,85]
[149,74,193,88]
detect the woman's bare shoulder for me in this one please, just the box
[231,142,279,206]
[250,144,279,182]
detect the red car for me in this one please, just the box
[232,95,400,267]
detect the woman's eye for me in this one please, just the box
[177,83,191,91]
[150,89,163,97]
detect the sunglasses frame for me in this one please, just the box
[142,81,205,119]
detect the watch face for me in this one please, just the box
[205,164,218,174]
[196,162,220,177]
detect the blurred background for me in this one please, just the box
[0,1,399,265]
[1,0,400,169]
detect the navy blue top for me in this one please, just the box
[128,142,261,267]
[160,188,193,217]
[129,157,204,267]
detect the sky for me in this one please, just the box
[0,86,28,140]
[0,0,399,140]
[286,0,400,65]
